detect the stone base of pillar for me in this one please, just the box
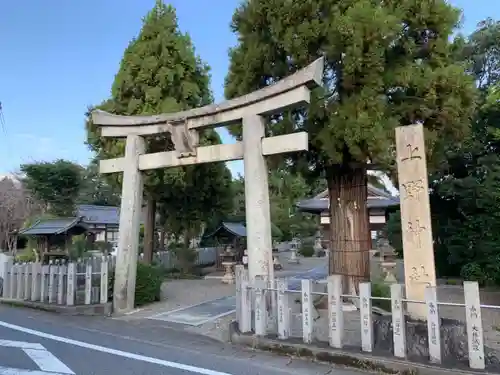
[273,255,282,270]
[342,303,358,312]
[221,262,236,284]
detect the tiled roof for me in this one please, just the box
[203,221,282,239]
[296,184,400,214]
[19,217,88,235]
[76,205,147,225]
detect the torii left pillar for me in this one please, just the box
[114,135,145,313]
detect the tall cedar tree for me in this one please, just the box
[86,1,233,261]
[225,0,477,293]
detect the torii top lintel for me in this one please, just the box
[91,57,324,138]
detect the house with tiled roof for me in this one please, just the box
[295,184,400,244]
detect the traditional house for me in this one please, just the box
[295,184,400,244]
[18,217,89,262]
[76,205,121,244]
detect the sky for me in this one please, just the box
[0,0,497,178]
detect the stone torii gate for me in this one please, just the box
[92,58,324,313]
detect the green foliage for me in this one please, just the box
[230,171,319,241]
[92,241,113,254]
[426,20,500,285]
[108,262,163,307]
[77,159,121,206]
[385,210,403,258]
[69,234,90,260]
[135,262,163,306]
[371,281,392,312]
[385,19,500,286]
[85,1,234,241]
[458,18,500,90]
[20,160,83,216]
[224,0,477,178]
[15,249,37,263]
[298,243,315,257]
[170,246,197,274]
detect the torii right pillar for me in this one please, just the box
[395,124,437,320]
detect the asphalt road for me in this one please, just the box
[0,305,365,375]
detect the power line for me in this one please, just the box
[0,101,6,134]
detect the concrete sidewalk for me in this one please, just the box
[112,257,328,341]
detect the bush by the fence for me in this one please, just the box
[108,262,163,307]
[170,246,198,274]
[15,249,37,263]
[298,244,315,257]
[371,281,391,312]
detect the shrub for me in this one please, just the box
[298,244,315,257]
[371,281,391,312]
[108,262,163,307]
[69,234,89,260]
[15,249,37,263]
[93,241,113,254]
[170,246,197,273]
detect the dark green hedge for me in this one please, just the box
[108,262,163,307]
[298,244,315,257]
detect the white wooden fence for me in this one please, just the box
[1,258,109,306]
[235,265,497,371]
[0,247,218,306]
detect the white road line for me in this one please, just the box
[0,366,70,375]
[23,348,74,374]
[0,340,44,350]
[0,320,232,375]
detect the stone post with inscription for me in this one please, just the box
[395,124,437,320]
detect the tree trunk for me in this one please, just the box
[143,198,156,264]
[327,165,371,295]
[159,228,166,250]
[183,228,191,249]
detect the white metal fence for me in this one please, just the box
[146,247,218,269]
[96,247,218,270]
[235,265,500,371]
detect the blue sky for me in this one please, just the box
[0,0,496,177]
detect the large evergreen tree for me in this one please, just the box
[225,0,477,292]
[86,1,233,260]
[77,159,121,207]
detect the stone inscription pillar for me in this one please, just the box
[242,115,274,282]
[114,134,145,313]
[395,124,437,320]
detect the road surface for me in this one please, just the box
[0,304,365,375]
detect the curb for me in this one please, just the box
[0,298,112,316]
[228,321,493,375]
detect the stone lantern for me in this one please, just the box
[220,245,236,284]
[380,239,398,283]
[289,237,300,264]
